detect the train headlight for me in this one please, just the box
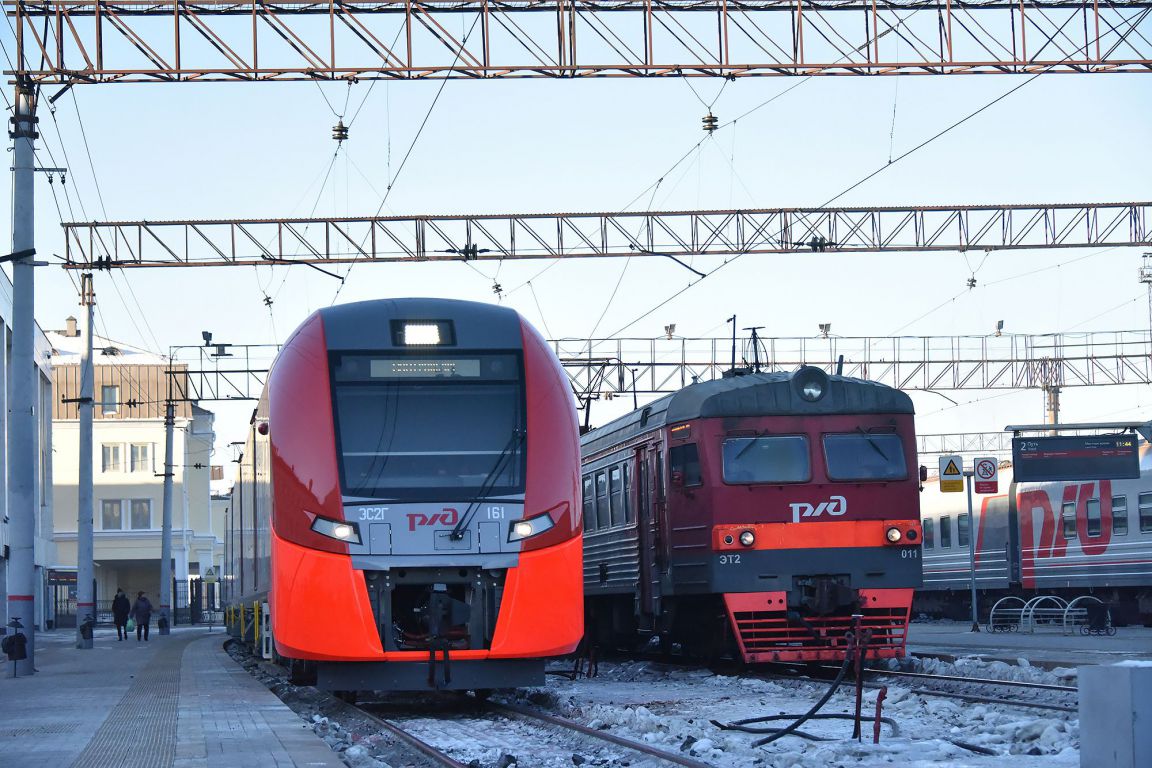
[886,527,903,543]
[311,515,362,545]
[792,366,829,403]
[508,511,556,542]
[739,530,756,547]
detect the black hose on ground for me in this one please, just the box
[711,712,901,740]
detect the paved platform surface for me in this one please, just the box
[0,626,340,768]
[907,619,1152,668]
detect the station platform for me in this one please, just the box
[907,619,1152,668]
[0,625,340,768]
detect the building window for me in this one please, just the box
[940,515,952,548]
[101,499,122,530]
[130,443,150,473]
[130,499,152,530]
[100,385,120,415]
[101,443,121,473]
[1139,493,1152,533]
[1113,496,1128,536]
[922,518,934,548]
[957,513,970,547]
[1062,501,1078,539]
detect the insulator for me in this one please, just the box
[702,113,719,133]
[332,119,349,142]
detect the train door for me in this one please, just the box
[635,444,663,621]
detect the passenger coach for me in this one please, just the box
[581,367,922,663]
[224,298,582,693]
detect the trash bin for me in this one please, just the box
[79,616,95,641]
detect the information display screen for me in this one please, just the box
[1011,435,1140,481]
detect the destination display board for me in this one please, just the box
[1012,435,1140,481]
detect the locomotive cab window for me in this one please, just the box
[822,433,907,481]
[330,352,525,501]
[669,443,702,487]
[1113,496,1128,535]
[721,435,810,484]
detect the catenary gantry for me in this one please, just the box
[6,0,1152,83]
[59,202,1151,268]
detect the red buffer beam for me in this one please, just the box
[6,0,1152,83]
[61,202,1151,268]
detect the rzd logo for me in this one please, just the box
[790,496,847,523]
[407,507,459,532]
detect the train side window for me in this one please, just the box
[582,476,594,532]
[1062,501,1078,539]
[596,471,610,529]
[922,518,934,548]
[939,516,952,548]
[609,466,625,527]
[1113,496,1129,536]
[957,514,970,548]
[669,443,702,487]
[655,450,665,501]
[1086,498,1102,537]
[622,463,632,523]
[1139,492,1152,533]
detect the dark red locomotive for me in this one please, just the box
[225,298,582,691]
[581,366,922,663]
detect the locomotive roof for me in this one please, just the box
[581,369,914,454]
[316,297,524,350]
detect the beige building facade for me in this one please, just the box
[48,320,222,616]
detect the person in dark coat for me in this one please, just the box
[131,591,154,641]
[111,588,131,641]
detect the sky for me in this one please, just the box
[2,25,1151,460]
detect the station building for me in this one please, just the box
[47,318,224,624]
[0,271,56,634]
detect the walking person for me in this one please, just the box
[111,588,131,641]
[132,591,154,642]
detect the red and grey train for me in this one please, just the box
[918,444,1152,624]
[580,366,923,663]
[224,298,583,692]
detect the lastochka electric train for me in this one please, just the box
[918,444,1152,624]
[580,366,923,663]
[224,298,583,693]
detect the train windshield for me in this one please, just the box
[330,352,526,501]
[721,436,810,483]
[823,433,907,481]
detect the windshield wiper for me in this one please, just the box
[450,429,525,541]
[856,426,890,460]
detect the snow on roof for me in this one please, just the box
[47,327,169,366]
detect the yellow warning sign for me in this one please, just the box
[202,567,218,584]
[939,454,964,492]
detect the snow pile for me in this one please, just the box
[311,715,395,768]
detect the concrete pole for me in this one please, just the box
[159,400,175,634]
[7,77,38,676]
[965,470,980,632]
[75,275,95,649]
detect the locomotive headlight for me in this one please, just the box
[508,511,556,542]
[311,515,362,545]
[739,530,756,547]
[403,323,441,345]
[886,527,903,543]
[791,366,829,403]
[801,381,824,401]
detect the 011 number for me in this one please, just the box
[900,548,919,559]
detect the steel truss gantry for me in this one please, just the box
[6,0,1152,83]
[59,202,1151,268]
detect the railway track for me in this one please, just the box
[349,695,715,768]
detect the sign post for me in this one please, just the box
[964,467,980,632]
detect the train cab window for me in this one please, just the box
[1086,498,1102,537]
[939,515,952,548]
[609,466,625,527]
[670,443,702,487]
[922,518,934,548]
[822,433,907,481]
[721,436,809,484]
[596,471,610,529]
[1062,501,1078,539]
[1113,496,1129,535]
[582,476,594,531]
[1139,492,1152,533]
[957,513,970,548]
[330,352,525,501]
